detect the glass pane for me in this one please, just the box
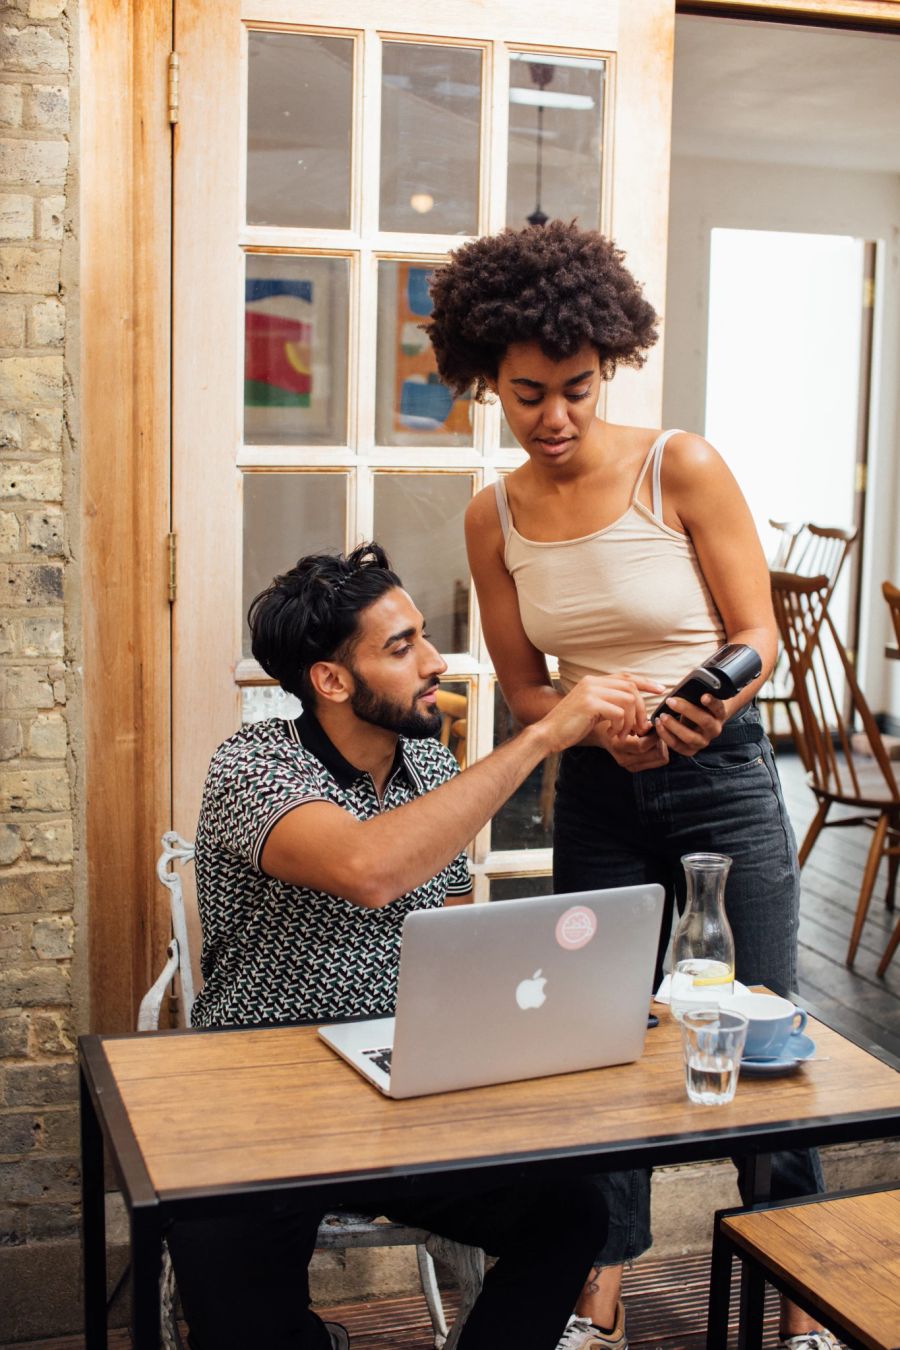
[247,31,353,229]
[242,685,303,724]
[380,43,482,234]
[506,53,606,230]
[490,874,554,902]
[500,418,518,450]
[435,680,469,768]
[491,683,556,850]
[375,261,473,447]
[242,472,347,655]
[244,254,349,446]
[373,474,472,653]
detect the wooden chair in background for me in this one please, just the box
[784,522,858,586]
[761,523,857,753]
[435,688,468,768]
[767,518,804,571]
[884,579,900,646]
[140,834,484,1350]
[878,581,900,975]
[770,572,900,972]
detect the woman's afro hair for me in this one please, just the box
[425,220,659,401]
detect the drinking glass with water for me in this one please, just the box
[680,1008,749,1105]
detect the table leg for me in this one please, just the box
[131,1205,164,1350]
[738,1261,766,1350]
[80,1065,107,1350]
[706,1217,734,1350]
[736,1154,773,1350]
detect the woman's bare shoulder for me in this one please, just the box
[661,430,725,481]
[466,482,503,529]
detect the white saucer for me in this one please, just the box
[741,1032,815,1075]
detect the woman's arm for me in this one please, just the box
[653,432,777,758]
[464,487,560,725]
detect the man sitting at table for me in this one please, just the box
[167,541,659,1350]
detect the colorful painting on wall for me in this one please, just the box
[244,276,313,408]
[393,264,470,436]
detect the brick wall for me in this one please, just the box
[0,0,79,1259]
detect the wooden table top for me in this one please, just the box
[90,1008,900,1203]
[723,1189,900,1350]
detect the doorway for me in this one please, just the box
[704,226,869,647]
[663,13,900,702]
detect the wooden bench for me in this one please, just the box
[708,1187,900,1350]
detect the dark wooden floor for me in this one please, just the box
[6,1251,786,1350]
[777,749,900,1059]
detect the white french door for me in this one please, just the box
[172,0,675,902]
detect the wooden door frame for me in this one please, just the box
[78,0,899,1031]
[676,0,900,31]
[80,0,173,1031]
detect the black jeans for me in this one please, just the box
[553,704,823,1266]
[167,1176,608,1349]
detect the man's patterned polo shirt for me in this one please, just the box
[191,711,472,1028]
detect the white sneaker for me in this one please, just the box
[556,1303,628,1350]
[325,1322,350,1350]
[780,1333,842,1350]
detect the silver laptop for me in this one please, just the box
[318,885,664,1098]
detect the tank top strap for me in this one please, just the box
[630,429,685,519]
[493,477,512,541]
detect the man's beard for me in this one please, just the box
[348,668,442,739]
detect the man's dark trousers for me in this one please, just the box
[168,1174,608,1348]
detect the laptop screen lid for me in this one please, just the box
[387,884,664,1098]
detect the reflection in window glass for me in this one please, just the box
[242,472,346,655]
[247,31,353,229]
[506,53,606,230]
[244,254,349,447]
[376,261,473,447]
[373,474,472,653]
[435,680,469,768]
[491,684,557,850]
[490,875,554,902]
[380,43,482,234]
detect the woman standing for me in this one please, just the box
[426,222,831,1350]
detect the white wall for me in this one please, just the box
[662,155,900,718]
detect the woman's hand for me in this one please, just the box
[654,693,727,757]
[598,728,670,772]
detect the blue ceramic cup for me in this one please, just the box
[718,992,807,1059]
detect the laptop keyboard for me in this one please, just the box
[362,1046,393,1076]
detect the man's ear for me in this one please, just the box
[308,660,352,705]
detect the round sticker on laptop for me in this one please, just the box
[555,906,597,950]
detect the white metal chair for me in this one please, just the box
[140,832,484,1350]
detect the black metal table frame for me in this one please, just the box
[708,1181,900,1350]
[79,1005,900,1350]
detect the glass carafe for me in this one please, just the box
[669,853,735,1021]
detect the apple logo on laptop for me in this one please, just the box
[516,969,547,1010]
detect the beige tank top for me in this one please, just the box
[494,429,725,709]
